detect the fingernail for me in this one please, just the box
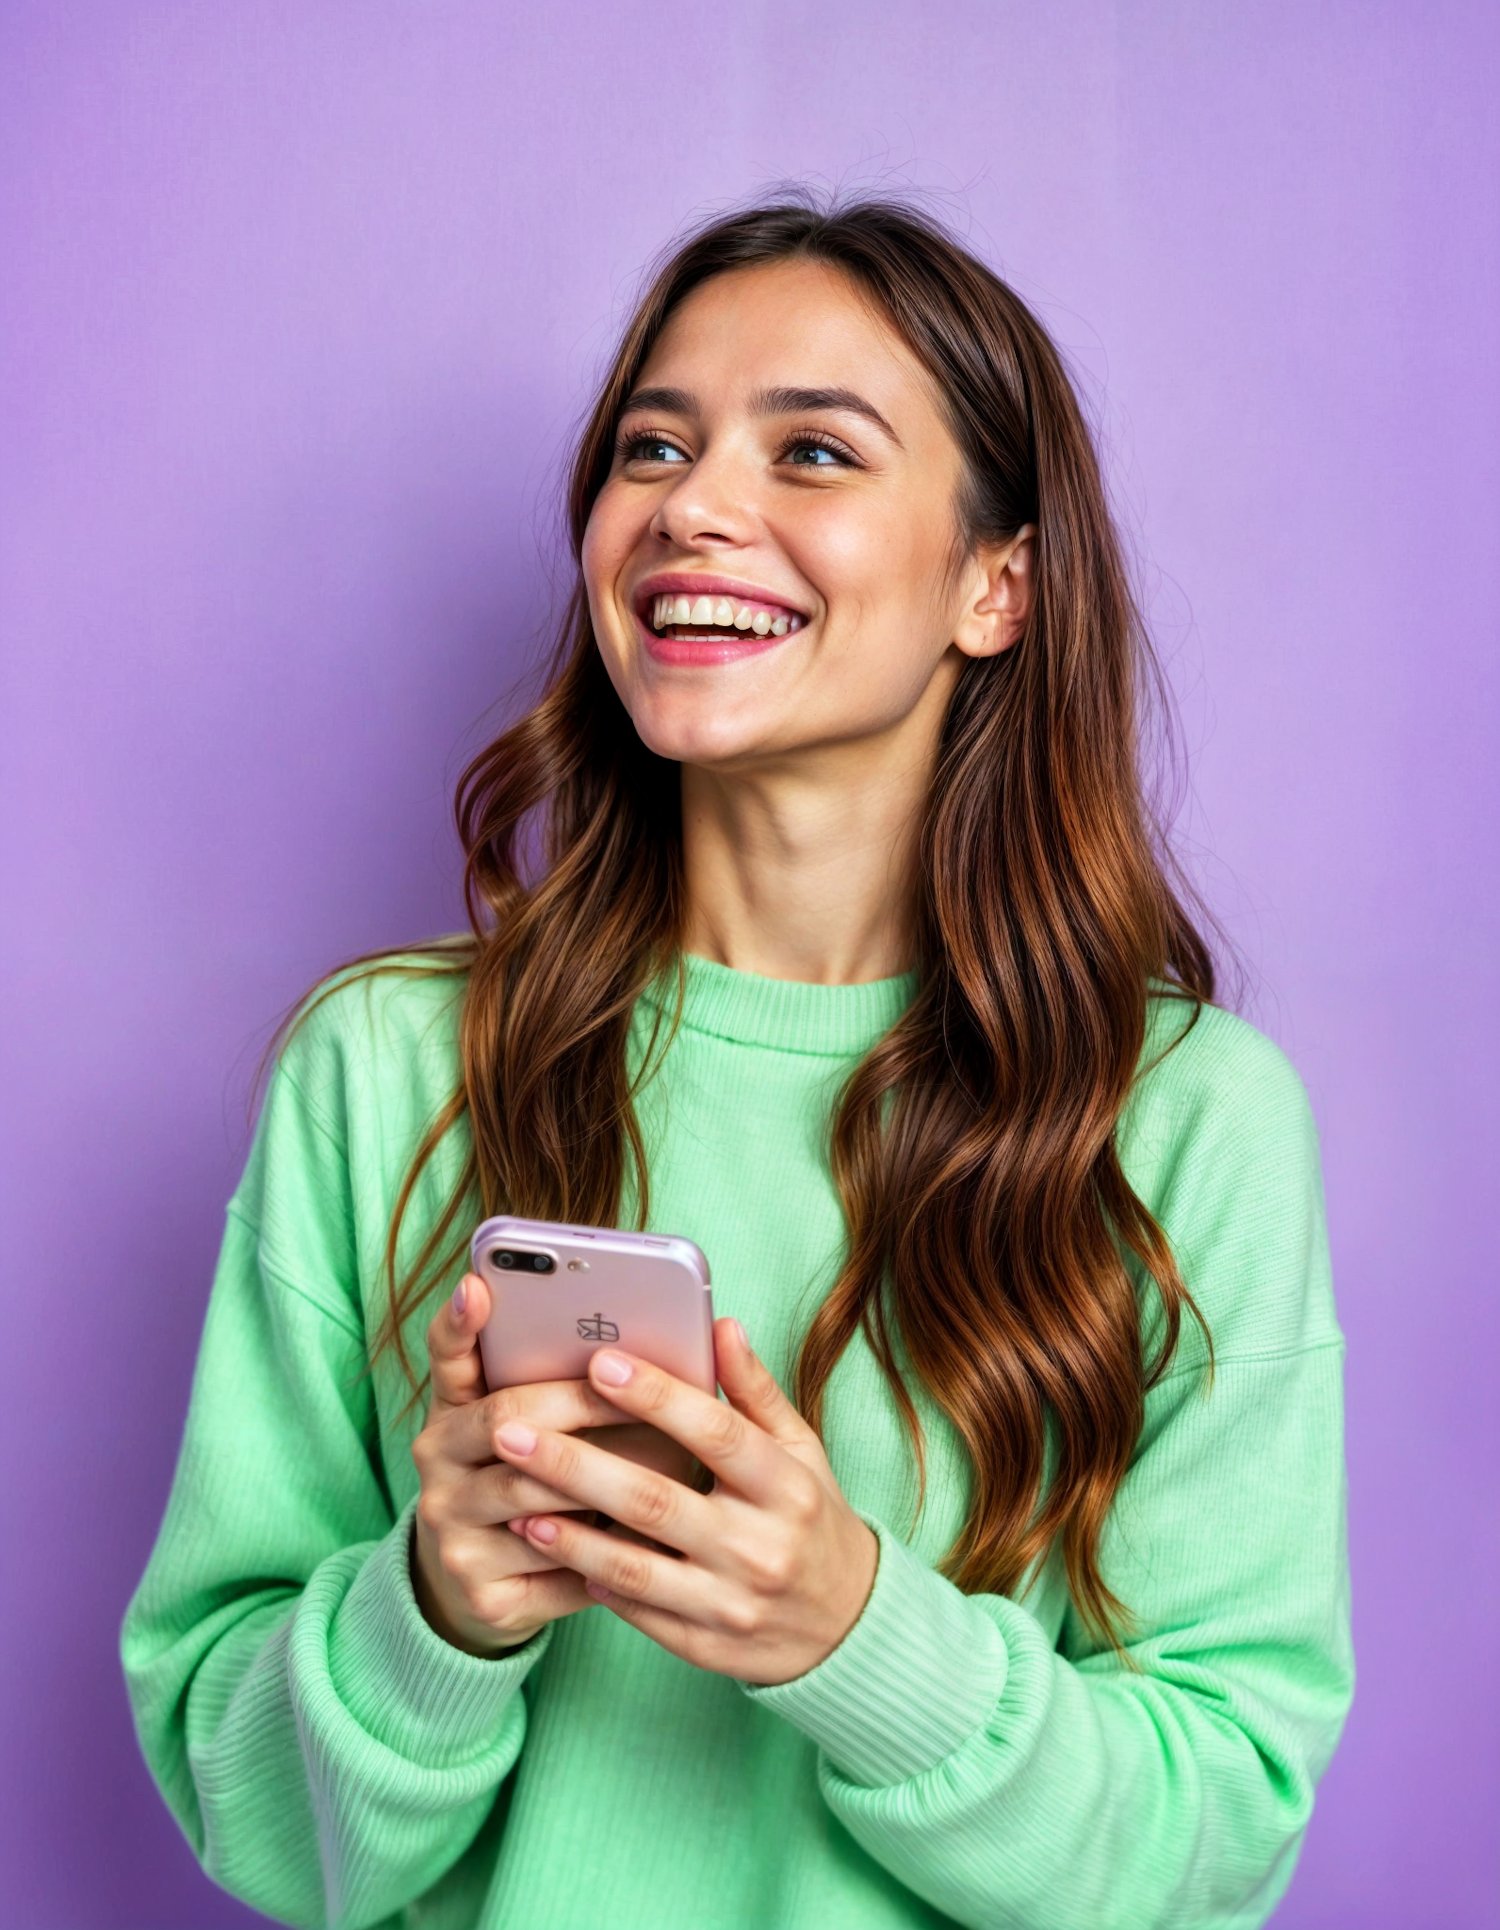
[586,1581,612,1602]
[496,1421,537,1455]
[451,1278,467,1316]
[526,1517,559,1545]
[730,1318,749,1348]
[593,1351,632,1386]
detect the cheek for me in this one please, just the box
[578,507,610,609]
[794,491,952,633]
[579,507,642,701]
[579,486,640,619]
[802,516,963,727]
[789,495,884,596]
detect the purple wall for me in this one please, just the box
[2,4,1495,1925]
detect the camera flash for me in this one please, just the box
[567,1258,589,1272]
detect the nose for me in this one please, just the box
[648,438,758,551]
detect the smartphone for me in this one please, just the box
[470,1215,716,1396]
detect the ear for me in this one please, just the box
[951,524,1036,659]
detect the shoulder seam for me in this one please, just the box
[271,1046,349,1156]
[272,958,468,1150]
[225,1201,369,1345]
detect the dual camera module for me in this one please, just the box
[490,1247,556,1274]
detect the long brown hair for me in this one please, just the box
[298,190,1216,1643]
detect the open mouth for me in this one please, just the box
[642,591,806,643]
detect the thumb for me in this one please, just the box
[714,1316,812,1449]
[426,1272,493,1411]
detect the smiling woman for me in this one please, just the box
[120,192,1352,1930]
[587,262,1029,789]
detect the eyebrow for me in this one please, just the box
[618,383,902,448]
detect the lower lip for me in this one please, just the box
[636,608,795,666]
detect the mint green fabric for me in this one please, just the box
[121,953,1352,1929]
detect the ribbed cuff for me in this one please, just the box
[740,1515,1008,1786]
[327,1497,553,1768]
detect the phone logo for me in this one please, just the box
[576,1313,620,1342]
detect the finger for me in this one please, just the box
[455,1460,597,1526]
[480,1524,579,1575]
[581,1344,790,1504]
[425,1273,493,1411]
[446,1377,636,1468]
[486,1564,597,1632]
[511,1511,717,1626]
[712,1318,816,1450]
[493,1418,713,1558]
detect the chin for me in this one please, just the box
[625,692,776,768]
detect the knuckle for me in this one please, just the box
[784,1472,822,1527]
[438,1536,475,1584]
[607,1546,653,1598]
[583,1382,620,1420]
[747,1538,796,1594]
[718,1593,762,1637]
[628,1478,675,1533]
[483,1388,521,1433]
[472,1576,526,1626]
[414,1488,445,1536]
[633,1370,672,1417]
[491,1463,526,1505]
[699,1402,745,1460]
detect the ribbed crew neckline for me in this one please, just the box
[639,951,919,1058]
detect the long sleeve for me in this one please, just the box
[741,1005,1354,1930]
[120,1004,549,1930]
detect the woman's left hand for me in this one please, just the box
[493,1316,878,1685]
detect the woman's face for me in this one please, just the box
[582,258,1019,771]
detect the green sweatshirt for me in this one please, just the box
[121,953,1352,1930]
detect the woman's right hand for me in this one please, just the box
[410,1271,635,1656]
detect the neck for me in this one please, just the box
[678,730,935,986]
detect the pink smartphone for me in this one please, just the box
[470,1215,716,1395]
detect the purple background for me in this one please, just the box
[2,4,1496,1925]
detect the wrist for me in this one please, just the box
[739,1514,1011,1786]
[824,1516,880,1661]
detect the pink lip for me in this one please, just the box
[636,606,789,667]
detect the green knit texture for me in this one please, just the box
[121,953,1352,1929]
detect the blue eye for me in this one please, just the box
[783,434,855,468]
[619,432,687,464]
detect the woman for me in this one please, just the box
[121,193,1353,1930]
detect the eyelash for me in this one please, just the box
[614,426,858,468]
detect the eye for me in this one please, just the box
[617,429,688,465]
[781,432,856,469]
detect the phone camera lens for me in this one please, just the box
[492,1247,553,1273]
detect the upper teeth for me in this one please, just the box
[650,592,801,638]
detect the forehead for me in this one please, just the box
[635,258,945,428]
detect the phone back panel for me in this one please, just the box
[471,1215,715,1393]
